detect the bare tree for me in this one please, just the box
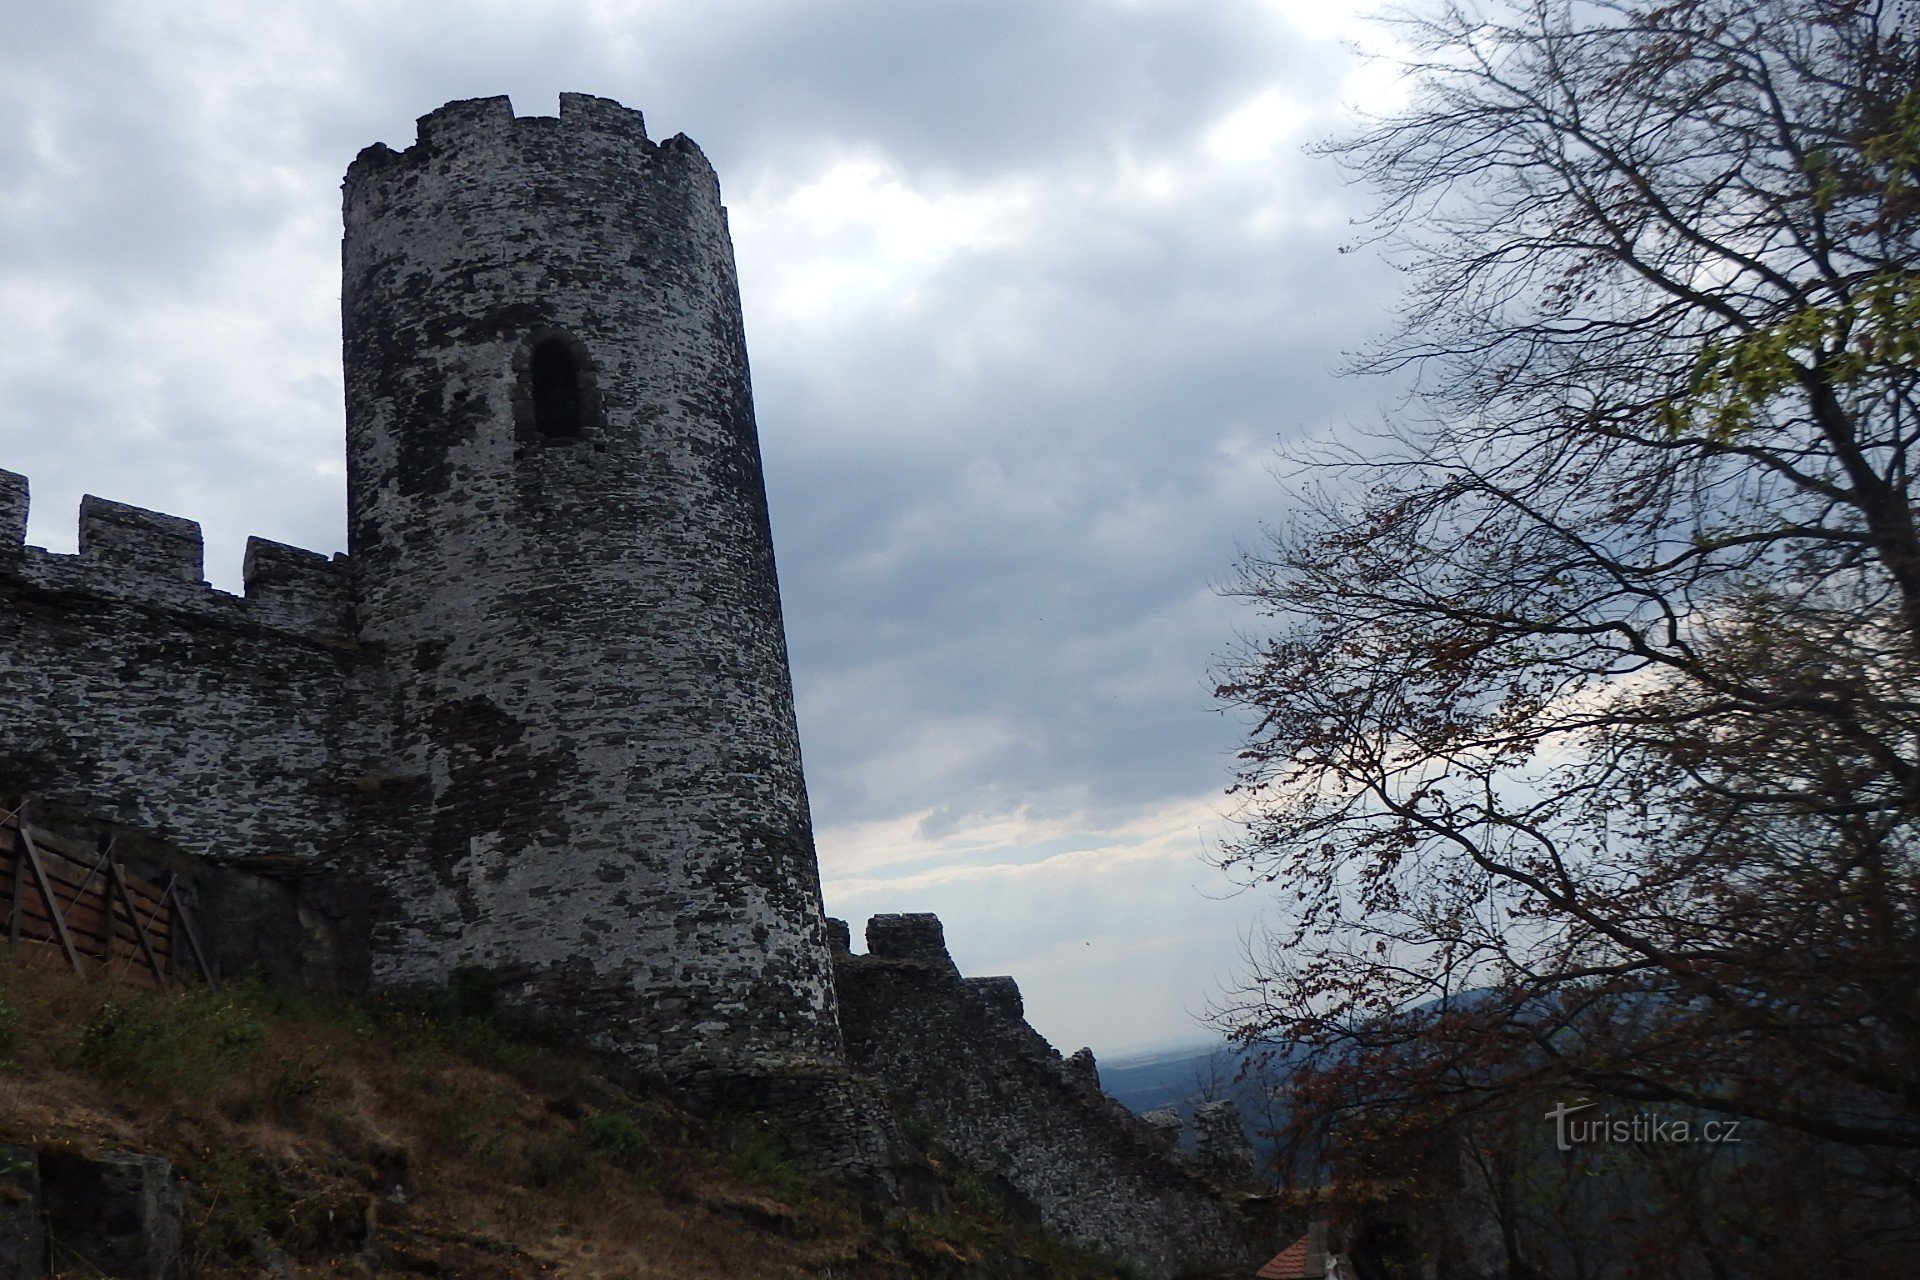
[1214,0,1920,1258]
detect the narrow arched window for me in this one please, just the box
[529,337,585,439]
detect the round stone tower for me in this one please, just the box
[341,94,840,1074]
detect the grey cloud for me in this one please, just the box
[755,151,1402,830]
[560,0,1333,182]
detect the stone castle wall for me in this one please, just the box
[834,913,1270,1279]
[0,472,377,867]
[1,95,841,1078]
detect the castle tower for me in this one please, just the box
[341,94,839,1074]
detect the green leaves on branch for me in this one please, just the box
[1657,271,1920,441]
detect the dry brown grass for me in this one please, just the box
[0,966,1119,1279]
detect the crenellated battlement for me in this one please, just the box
[864,912,961,973]
[343,93,706,193]
[242,537,352,638]
[855,914,1023,1019]
[556,91,650,140]
[416,92,651,149]
[965,974,1025,1020]
[0,471,351,643]
[415,94,519,149]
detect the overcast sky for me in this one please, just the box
[0,0,1409,1057]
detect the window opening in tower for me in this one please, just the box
[530,337,585,439]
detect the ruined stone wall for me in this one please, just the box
[342,95,838,1073]
[0,471,374,868]
[833,914,1273,1280]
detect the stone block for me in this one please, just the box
[1193,1099,1256,1180]
[1063,1046,1101,1092]
[1140,1108,1185,1152]
[0,471,24,550]
[866,913,958,973]
[559,92,647,138]
[242,537,351,636]
[77,495,204,584]
[415,95,512,149]
[965,975,1023,1019]
[0,1146,44,1280]
[41,1150,184,1280]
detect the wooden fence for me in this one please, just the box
[1,801,213,989]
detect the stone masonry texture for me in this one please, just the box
[341,93,838,1073]
[0,473,373,867]
[39,1150,184,1280]
[0,1145,44,1280]
[836,913,1272,1280]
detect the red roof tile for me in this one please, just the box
[1255,1234,1313,1280]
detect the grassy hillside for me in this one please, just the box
[0,966,1135,1279]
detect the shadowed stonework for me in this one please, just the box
[835,913,1272,1274]
[342,94,837,1074]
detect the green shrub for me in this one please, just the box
[265,1052,334,1110]
[367,977,571,1084]
[448,965,503,1018]
[716,1117,809,1197]
[949,1167,1004,1218]
[583,1109,649,1167]
[0,990,19,1057]
[185,1150,284,1265]
[70,988,266,1090]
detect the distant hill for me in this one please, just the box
[1099,1040,1305,1177]
[1098,1041,1227,1114]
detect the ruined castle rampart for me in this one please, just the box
[2,95,840,1077]
[834,913,1268,1278]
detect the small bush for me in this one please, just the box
[367,978,572,1085]
[716,1117,808,1198]
[70,987,266,1091]
[0,990,20,1057]
[185,1149,285,1266]
[949,1167,1003,1218]
[265,1052,335,1111]
[583,1109,649,1167]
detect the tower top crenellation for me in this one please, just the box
[344,93,702,184]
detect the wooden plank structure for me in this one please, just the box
[0,800,214,989]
